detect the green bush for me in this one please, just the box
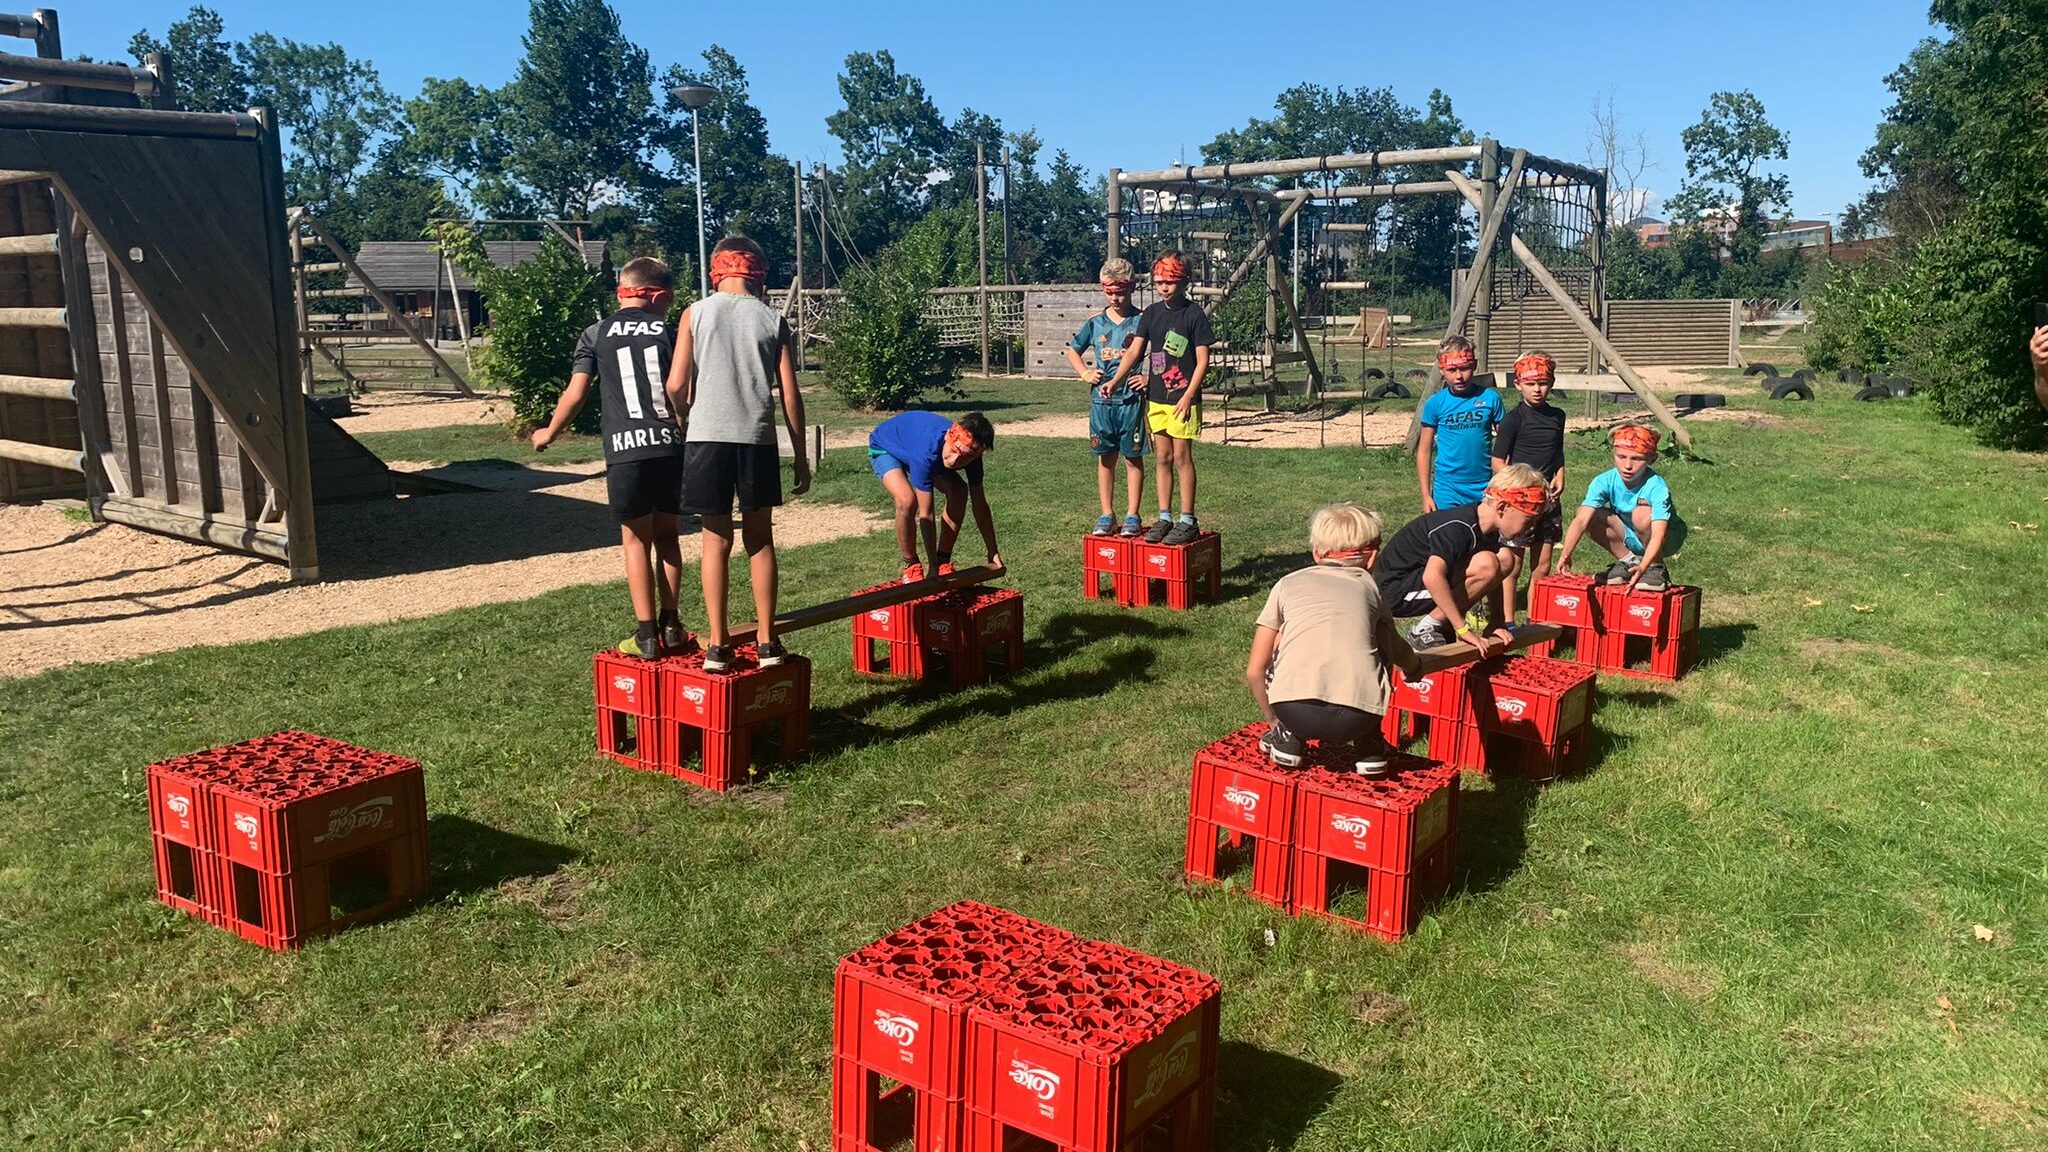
[819,241,954,410]
[433,225,608,431]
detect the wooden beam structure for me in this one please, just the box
[723,565,1005,647]
[1117,146,1483,186]
[1404,149,1528,452]
[1411,623,1563,675]
[296,212,474,397]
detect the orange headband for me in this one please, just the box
[710,249,766,284]
[1437,348,1477,371]
[1611,425,1660,455]
[1494,485,1549,515]
[1152,255,1187,283]
[1513,352,1556,385]
[1100,279,1133,294]
[617,285,672,307]
[943,425,982,459]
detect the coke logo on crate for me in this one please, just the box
[1147,553,1168,570]
[163,791,193,824]
[231,811,260,847]
[1096,546,1119,560]
[1330,812,1373,847]
[611,673,639,696]
[681,685,708,706]
[978,610,1013,639]
[1128,1025,1202,1113]
[1409,676,1436,699]
[867,608,891,624]
[1495,695,1530,719]
[313,796,394,844]
[1222,784,1261,817]
[1628,604,1655,621]
[872,1009,919,1050]
[925,618,952,637]
[1008,1058,1061,1106]
[1553,594,1581,612]
[745,682,793,713]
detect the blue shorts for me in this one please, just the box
[869,449,905,480]
[1088,400,1150,458]
[1622,513,1689,558]
[1431,480,1490,510]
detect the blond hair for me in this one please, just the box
[1437,333,1475,356]
[1489,463,1548,491]
[1308,503,1383,557]
[1098,258,1134,282]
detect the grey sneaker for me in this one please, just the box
[1260,724,1304,768]
[1635,562,1670,591]
[1143,516,1174,543]
[702,644,735,674]
[1408,616,1455,649]
[1162,518,1201,546]
[1601,558,1637,585]
[1092,514,1115,535]
[1119,514,1145,537]
[755,640,788,667]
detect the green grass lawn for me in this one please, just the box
[5,398,2046,1150]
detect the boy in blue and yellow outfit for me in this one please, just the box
[1065,259,1148,536]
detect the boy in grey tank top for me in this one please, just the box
[668,235,811,674]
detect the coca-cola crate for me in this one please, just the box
[1289,758,1457,878]
[1593,585,1702,681]
[1594,582,1698,639]
[832,1055,965,1152]
[1389,663,1475,725]
[151,834,221,922]
[593,650,661,768]
[1294,832,1454,941]
[1487,718,1594,784]
[1475,656,1597,744]
[1529,573,1599,629]
[963,941,1220,1152]
[200,736,427,877]
[1082,535,1136,604]
[1130,532,1222,610]
[1423,717,1489,774]
[1185,726,1298,909]
[661,647,810,732]
[962,1075,1214,1152]
[922,587,1025,690]
[855,635,931,681]
[215,825,429,951]
[649,709,809,791]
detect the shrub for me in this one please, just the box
[433,224,608,431]
[819,240,955,410]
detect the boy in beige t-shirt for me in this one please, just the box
[1245,504,1424,777]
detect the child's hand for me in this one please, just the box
[1553,556,1571,575]
[1421,494,1438,514]
[1081,367,1104,385]
[790,457,812,497]
[1098,379,1115,399]
[2031,325,2048,370]
[530,427,556,452]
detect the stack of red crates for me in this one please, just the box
[834,902,1221,1152]
[593,646,811,791]
[1184,724,1462,940]
[1381,654,1599,782]
[853,583,1026,689]
[1594,584,1702,680]
[1128,533,1222,610]
[1527,573,1601,663]
[146,732,429,950]
[1081,535,1136,605]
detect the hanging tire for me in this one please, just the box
[1838,368,1865,385]
[1852,384,1891,401]
[1789,367,1816,383]
[1744,362,1779,378]
[1362,367,1386,381]
[1769,379,1813,401]
[1890,379,1916,397]
[1370,381,1412,400]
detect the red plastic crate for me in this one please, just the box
[151,835,220,922]
[1487,717,1594,784]
[215,825,429,951]
[1594,585,1701,680]
[961,1075,1214,1152]
[1130,532,1222,610]
[832,1056,965,1152]
[1475,656,1597,744]
[1289,757,1457,877]
[1294,834,1454,941]
[1529,573,1599,629]
[643,652,811,791]
[205,762,427,879]
[1424,717,1489,773]
[1082,535,1136,604]
[855,635,931,681]
[593,650,661,767]
[1389,663,1475,725]
[1185,726,1297,908]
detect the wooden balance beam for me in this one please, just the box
[723,564,1005,647]
[1410,622,1562,676]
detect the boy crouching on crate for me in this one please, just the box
[1371,465,1550,656]
[1554,423,1687,591]
[1246,503,1424,778]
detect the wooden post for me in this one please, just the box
[288,216,315,395]
[1472,138,1501,371]
[1402,150,1526,451]
[430,243,446,347]
[1106,168,1122,261]
[444,253,471,350]
[976,141,990,379]
[251,107,321,581]
[791,160,804,369]
[1589,170,1608,377]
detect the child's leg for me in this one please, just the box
[1122,454,1145,518]
[1096,453,1115,517]
[699,514,735,645]
[619,516,659,625]
[652,512,683,615]
[741,510,777,645]
[1151,432,1174,518]
[1425,549,1508,621]
[1503,543,1528,622]
[1629,503,1655,549]
[1174,435,1196,517]
[880,468,919,563]
[1586,509,1635,559]
[933,472,968,558]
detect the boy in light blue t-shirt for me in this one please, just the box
[1555,423,1687,591]
[1065,259,1148,536]
[1416,335,1505,512]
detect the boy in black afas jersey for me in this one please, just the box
[532,257,691,659]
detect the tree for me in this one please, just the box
[1665,90,1791,250]
[1587,89,1654,225]
[1033,150,1103,283]
[500,0,656,218]
[393,77,525,218]
[128,6,248,113]
[824,51,951,255]
[242,34,397,234]
[651,47,793,277]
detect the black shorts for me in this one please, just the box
[682,441,782,515]
[1506,501,1564,548]
[1272,700,1388,749]
[606,455,684,523]
[1376,567,1437,617]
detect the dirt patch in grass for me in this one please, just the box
[1621,942,1723,1001]
[426,1001,538,1055]
[1962,1091,2046,1134]
[1795,636,1911,662]
[498,869,599,928]
[1351,989,1414,1028]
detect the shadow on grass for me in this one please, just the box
[1698,622,1755,669]
[1214,1040,1343,1150]
[1456,773,1541,897]
[1601,687,1680,711]
[1221,549,1306,600]
[427,814,579,899]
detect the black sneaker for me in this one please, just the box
[1635,562,1670,591]
[1260,724,1304,768]
[1162,519,1201,546]
[756,640,788,667]
[659,616,689,654]
[1408,616,1455,649]
[702,644,734,674]
[1143,516,1174,543]
[1601,558,1636,585]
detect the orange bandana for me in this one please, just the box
[943,425,982,460]
[1611,425,1660,455]
[1100,279,1133,294]
[1494,485,1549,515]
[1437,348,1477,371]
[1513,352,1556,385]
[1151,255,1187,284]
[710,249,766,284]
[617,285,673,310]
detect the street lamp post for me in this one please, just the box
[670,83,717,297]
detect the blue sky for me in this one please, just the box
[88,1,1938,223]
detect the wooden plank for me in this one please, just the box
[299,214,472,398]
[0,370,70,398]
[297,260,345,273]
[0,304,62,326]
[0,434,80,470]
[99,496,289,562]
[0,231,56,256]
[147,318,178,505]
[1410,623,1563,675]
[724,565,1005,647]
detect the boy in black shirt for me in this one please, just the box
[1371,465,1548,654]
[532,257,688,659]
[1492,351,1567,621]
[1103,251,1213,545]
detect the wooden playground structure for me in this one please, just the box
[0,10,395,581]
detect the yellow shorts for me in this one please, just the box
[1146,400,1202,440]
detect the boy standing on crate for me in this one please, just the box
[668,235,811,675]
[1065,258,1148,537]
[1555,424,1686,591]
[1415,335,1505,514]
[1492,351,1567,621]
[1102,252,1212,545]
[532,256,687,660]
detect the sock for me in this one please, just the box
[656,608,678,629]
[635,619,657,646]
[1178,513,1197,524]
[1156,509,1170,521]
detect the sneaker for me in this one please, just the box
[1463,602,1492,635]
[1143,516,1174,543]
[1260,724,1304,768]
[1119,514,1144,537]
[1601,558,1636,585]
[1093,514,1116,535]
[902,562,925,585]
[1635,561,1670,591]
[1162,518,1201,546]
[1352,748,1393,777]
[756,639,788,667]
[702,644,734,674]
[1408,616,1455,650]
[935,561,956,576]
[659,616,691,654]
[618,633,661,660]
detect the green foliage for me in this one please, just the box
[818,239,953,411]
[501,0,656,218]
[824,50,951,255]
[436,225,606,431]
[393,77,526,217]
[650,48,794,276]
[1665,90,1793,244]
[127,6,249,113]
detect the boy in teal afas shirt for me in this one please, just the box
[1416,334,1505,512]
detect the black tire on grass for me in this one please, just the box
[1790,367,1816,383]
[1405,368,1429,382]
[1362,367,1386,381]
[1852,384,1892,401]
[1769,379,1813,401]
[1743,362,1779,377]
[1838,368,1865,385]
[1890,379,1916,397]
